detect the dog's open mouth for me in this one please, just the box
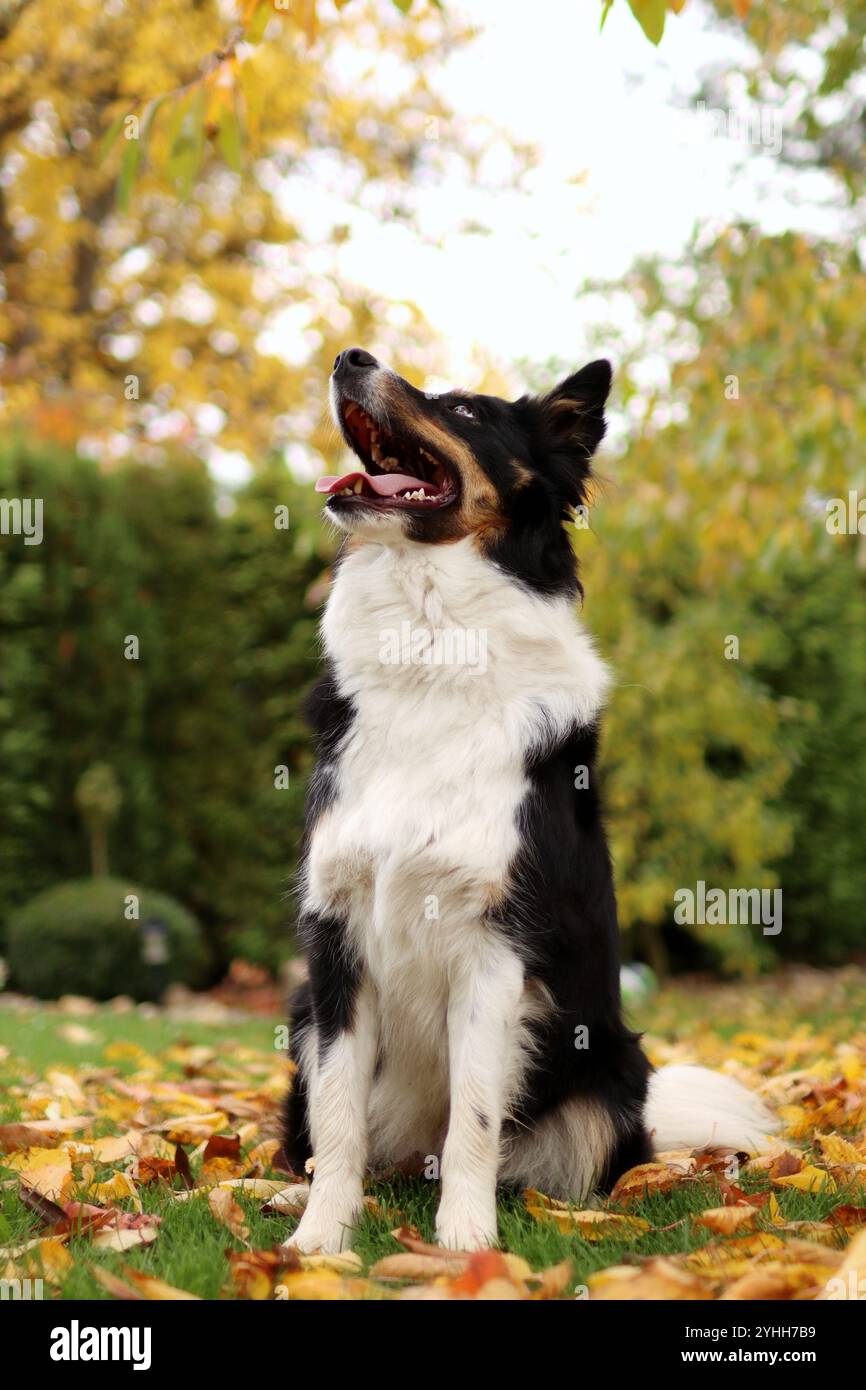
[316,401,458,510]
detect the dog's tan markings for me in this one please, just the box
[382,387,505,544]
[509,460,534,491]
[546,398,598,460]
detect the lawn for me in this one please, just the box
[2,968,865,1301]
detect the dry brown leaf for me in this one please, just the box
[91,1267,144,1300]
[818,1226,866,1300]
[768,1149,804,1179]
[814,1133,864,1165]
[530,1204,651,1240]
[773,1165,837,1194]
[0,1124,60,1152]
[174,1177,292,1201]
[276,1269,374,1300]
[73,1134,140,1163]
[17,1164,72,1202]
[135,1156,179,1185]
[202,1133,242,1163]
[828,1204,866,1233]
[473,1277,527,1300]
[260,1182,311,1215]
[528,1258,574,1299]
[208,1186,250,1243]
[390,1224,472,1259]
[148,1112,231,1143]
[117,1266,201,1300]
[92,1225,160,1252]
[692,1146,749,1176]
[247,1138,281,1168]
[589,1258,713,1301]
[6,1236,73,1286]
[693,1204,756,1235]
[371,1252,468,1280]
[685,1232,788,1279]
[16,1184,67,1226]
[0,1115,93,1138]
[226,1247,299,1299]
[721,1263,830,1300]
[609,1160,688,1205]
[771,1220,841,1246]
[299,1251,364,1274]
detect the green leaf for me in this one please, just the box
[141,94,167,143]
[116,135,142,211]
[98,112,127,163]
[628,0,666,45]
[164,95,190,169]
[246,1,271,45]
[175,86,207,201]
[217,101,243,174]
[599,0,614,32]
[391,0,414,13]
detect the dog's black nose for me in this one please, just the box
[333,347,378,377]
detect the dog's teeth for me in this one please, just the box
[340,487,353,496]
[344,403,359,419]
[382,457,399,470]
[353,479,364,493]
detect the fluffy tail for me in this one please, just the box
[646,1064,778,1154]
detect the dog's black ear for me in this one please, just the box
[540,359,612,462]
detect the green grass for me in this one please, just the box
[1,975,864,1299]
[0,1006,274,1084]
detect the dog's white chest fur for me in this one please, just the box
[303,538,610,1152]
[306,538,609,934]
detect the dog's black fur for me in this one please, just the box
[283,356,653,1191]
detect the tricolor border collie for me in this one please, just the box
[282,348,775,1253]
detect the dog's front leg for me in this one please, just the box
[284,969,377,1254]
[435,940,524,1251]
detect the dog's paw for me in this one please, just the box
[435,1197,498,1252]
[281,1216,355,1255]
[282,1184,361,1254]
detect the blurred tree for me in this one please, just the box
[0,0,489,460]
[582,225,866,972]
[600,0,750,47]
[75,762,122,876]
[703,0,866,202]
[0,436,335,968]
[572,0,866,970]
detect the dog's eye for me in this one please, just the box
[451,402,475,419]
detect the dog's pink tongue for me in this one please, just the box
[315,471,431,496]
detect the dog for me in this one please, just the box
[281,347,775,1253]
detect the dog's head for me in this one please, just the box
[318,348,612,593]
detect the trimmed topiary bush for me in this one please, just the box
[6,879,213,1001]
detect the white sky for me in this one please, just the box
[322,0,840,386]
[214,1,843,486]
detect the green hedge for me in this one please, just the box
[6,879,213,1001]
[0,440,331,971]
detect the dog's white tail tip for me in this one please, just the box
[646,1063,778,1154]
